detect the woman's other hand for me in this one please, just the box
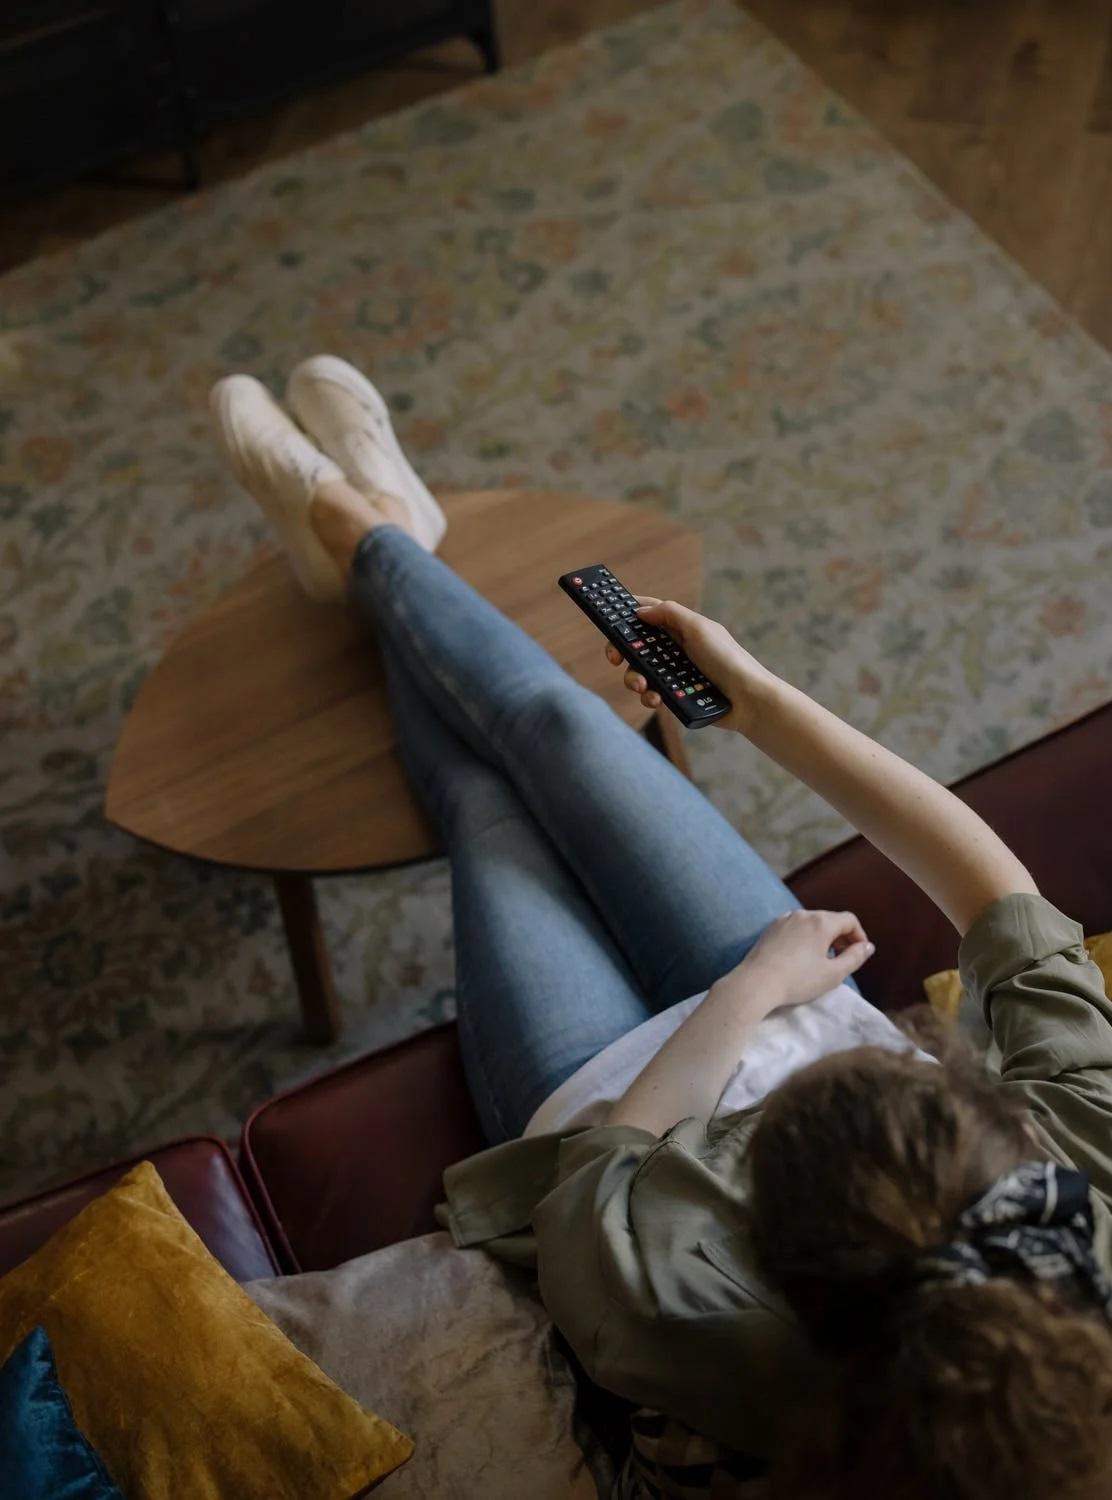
[720,910,875,1014]
[604,598,778,735]
[607,909,875,1132]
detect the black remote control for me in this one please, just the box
[558,563,732,728]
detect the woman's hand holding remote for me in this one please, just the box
[604,597,777,734]
[607,594,1038,935]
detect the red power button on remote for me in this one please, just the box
[571,576,583,586]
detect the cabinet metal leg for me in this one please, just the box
[274,873,342,1044]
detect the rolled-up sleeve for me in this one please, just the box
[960,893,1112,1207]
[440,1124,656,1256]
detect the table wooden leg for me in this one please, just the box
[650,706,693,779]
[273,873,342,1044]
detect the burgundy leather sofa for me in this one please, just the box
[2,701,1109,1282]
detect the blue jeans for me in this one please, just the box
[351,526,801,1144]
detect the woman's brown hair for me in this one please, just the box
[748,1045,1112,1500]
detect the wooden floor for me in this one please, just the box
[4,0,1112,347]
[747,0,1112,349]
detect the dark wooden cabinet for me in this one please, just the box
[0,1,499,202]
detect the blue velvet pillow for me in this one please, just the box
[0,1325,124,1498]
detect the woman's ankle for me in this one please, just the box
[309,479,410,576]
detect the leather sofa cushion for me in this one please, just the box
[241,1023,485,1272]
[0,1137,279,1283]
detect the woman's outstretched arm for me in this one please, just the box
[609,600,1037,936]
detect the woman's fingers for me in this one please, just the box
[605,653,661,707]
[822,910,867,946]
[817,910,872,962]
[831,939,874,981]
[608,611,663,709]
[607,596,663,669]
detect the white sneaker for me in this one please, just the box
[285,354,447,553]
[209,374,346,602]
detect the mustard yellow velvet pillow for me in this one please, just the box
[924,930,1112,1020]
[0,1161,412,1498]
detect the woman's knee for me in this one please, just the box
[513,680,602,751]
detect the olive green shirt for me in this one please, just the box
[438,894,1112,1455]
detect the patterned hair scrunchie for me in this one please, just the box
[915,1159,1112,1318]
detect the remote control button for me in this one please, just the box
[571,576,583,586]
[617,624,634,639]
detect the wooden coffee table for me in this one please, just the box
[105,489,702,1042]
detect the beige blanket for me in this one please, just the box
[247,1232,598,1499]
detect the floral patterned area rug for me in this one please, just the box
[2,0,1111,1201]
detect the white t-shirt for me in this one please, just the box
[524,983,928,1138]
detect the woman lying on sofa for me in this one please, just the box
[211,355,1112,1500]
